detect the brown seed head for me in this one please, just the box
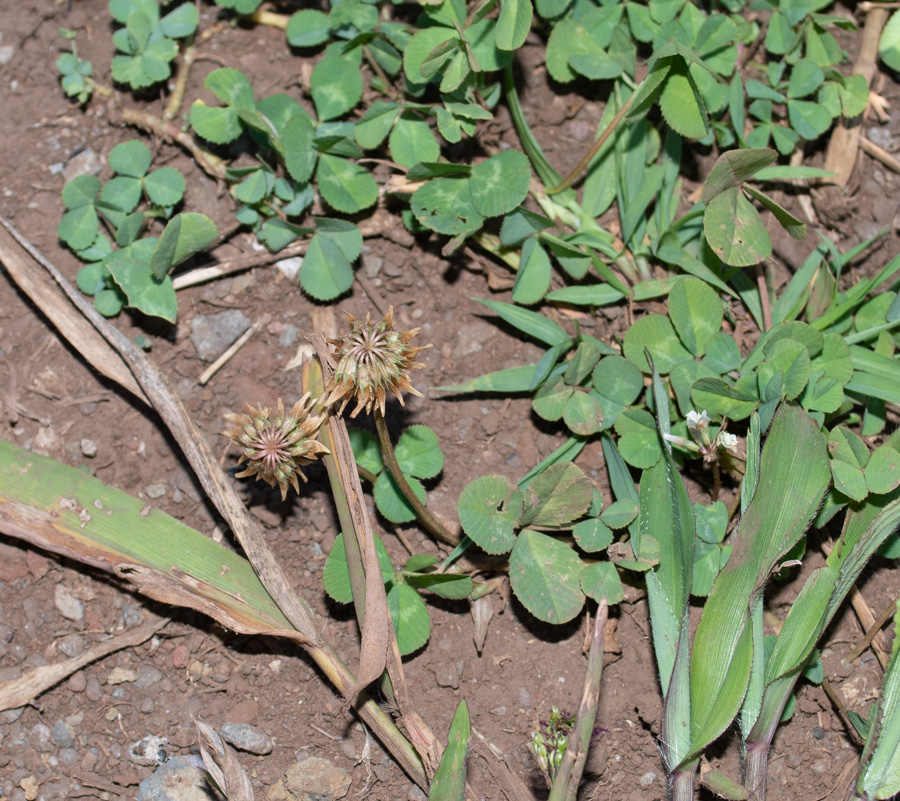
[323,306,430,417]
[223,394,329,500]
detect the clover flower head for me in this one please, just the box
[686,409,711,431]
[224,394,329,500]
[717,431,739,453]
[323,306,431,418]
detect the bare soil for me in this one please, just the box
[1,2,899,800]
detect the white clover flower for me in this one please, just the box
[717,432,738,452]
[685,409,711,430]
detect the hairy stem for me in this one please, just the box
[670,764,698,801]
[374,410,460,546]
[743,740,769,801]
[163,41,196,121]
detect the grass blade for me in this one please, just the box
[684,404,830,766]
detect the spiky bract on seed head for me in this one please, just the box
[224,394,329,500]
[323,306,430,418]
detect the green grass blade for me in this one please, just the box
[684,404,830,765]
[0,439,291,634]
[429,700,470,801]
[856,599,900,800]
[474,298,569,346]
[435,364,537,394]
[641,358,695,767]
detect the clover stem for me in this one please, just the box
[163,41,196,121]
[118,106,227,179]
[373,409,460,546]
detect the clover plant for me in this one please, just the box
[59,139,215,321]
[57,29,95,105]
[323,531,473,655]
[108,0,198,90]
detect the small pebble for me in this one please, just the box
[62,148,102,182]
[812,726,825,740]
[135,665,163,690]
[58,634,85,658]
[220,722,273,755]
[640,771,657,787]
[122,603,144,627]
[80,439,97,458]
[54,585,84,622]
[19,776,39,801]
[275,256,302,280]
[85,675,102,702]
[51,721,75,749]
[136,755,212,801]
[190,310,251,362]
[107,667,138,685]
[145,483,167,499]
[171,644,189,669]
[30,722,53,752]
[434,664,459,689]
[66,672,87,693]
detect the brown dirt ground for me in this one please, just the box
[1,2,899,800]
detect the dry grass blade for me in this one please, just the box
[0,618,167,712]
[0,216,429,790]
[194,718,255,801]
[822,6,889,186]
[308,334,392,697]
[0,213,319,646]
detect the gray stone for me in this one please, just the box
[30,722,53,752]
[1,707,25,724]
[639,771,658,787]
[135,665,164,690]
[58,634,85,658]
[136,755,217,801]
[278,324,298,348]
[0,45,14,67]
[122,603,144,627]
[145,483,167,499]
[85,675,102,702]
[54,585,84,622]
[63,149,102,182]
[50,721,75,749]
[220,722,273,755]
[190,310,252,361]
[80,439,97,458]
[434,663,459,689]
[274,256,302,281]
[280,757,350,801]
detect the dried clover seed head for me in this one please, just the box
[323,306,430,418]
[224,394,329,500]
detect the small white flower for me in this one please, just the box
[686,410,711,430]
[717,432,738,452]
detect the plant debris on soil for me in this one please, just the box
[1,2,900,800]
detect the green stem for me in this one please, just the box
[374,410,460,546]
[547,94,634,195]
[670,763,698,801]
[743,740,768,801]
